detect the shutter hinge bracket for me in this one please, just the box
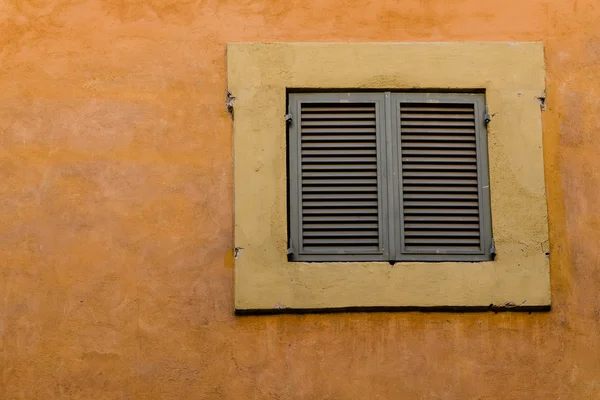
[287,241,294,255]
[226,90,236,119]
[484,106,491,125]
[490,238,496,258]
[285,113,293,124]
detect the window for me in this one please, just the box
[288,92,493,263]
[228,42,549,311]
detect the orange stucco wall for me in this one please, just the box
[1,0,599,399]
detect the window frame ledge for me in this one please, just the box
[228,42,550,312]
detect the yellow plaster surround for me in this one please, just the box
[227,42,549,311]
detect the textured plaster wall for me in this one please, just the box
[0,0,598,399]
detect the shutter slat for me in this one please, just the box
[303,172,377,178]
[303,193,378,199]
[303,246,380,250]
[304,238,380,245]
[302,113,376,119]
[402,135,476,142]
[405,238,480,245]
[403,208,479,215]
[303,208,379,215]
[301,136,376,142]
[403,193,478,199]
[302,128,376,134]
[401,120,475,127]
[304,231,379,237]
[404,215,479,222]
[401,113,475,120]
[302,164,377,171]
[303,106,374,112]
[303,201,379,208]
[403,179,478,186]
[299,102,382,254]
[403,186,478,193]
[302,149,377,156]
[302,120,376,126]
[402,142,476,149]
[303,223,379,230]
[404,200,479,207]
[403,171,477,178]
[405,231,480,237]
[400,106,474,112]
[405,223,480,230]
[402,157,477,163]
[400,101,483,254]
[407,246,482,252]
[302,142,377,148]
[400,128,475,134]
[402,149,477,156]
[402,164,477,171]
[302,186,377,193]
[303,156,377,163]
[302,178,377,185]
[303,215,378,222]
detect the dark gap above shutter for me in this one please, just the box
[399,102,483,254]
[298,102,382,254]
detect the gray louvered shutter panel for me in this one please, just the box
[288,93,389,262]
[393,93,493,262]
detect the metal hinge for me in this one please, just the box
[484,106,491,125]
[287,241,294,255]
[226,90,236,118]
[490,238,496,258]
[285,113,293,124]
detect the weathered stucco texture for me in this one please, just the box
[0,0,599,399]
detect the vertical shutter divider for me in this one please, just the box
[396,95,407,261]
[474,95,494,259]
[378,94,391,260]
[385,92,399,262]
[288,96,303,260]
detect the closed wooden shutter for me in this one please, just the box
[288,92,493,263]
[288,93,389,262]
[393,93,493,262]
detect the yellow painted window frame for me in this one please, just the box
[227,42,549,312]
